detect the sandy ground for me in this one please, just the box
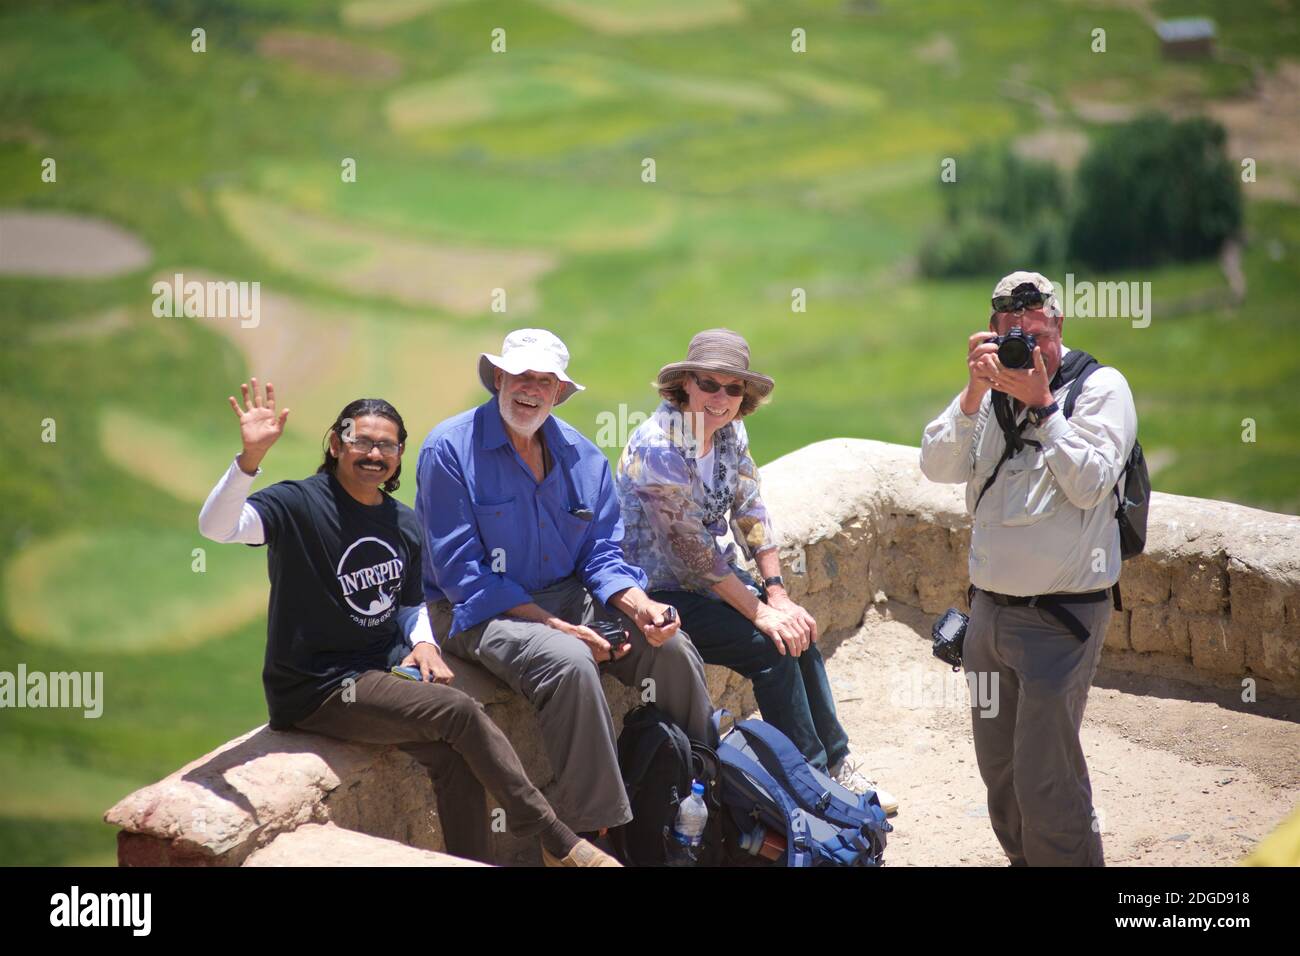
[818,602,1300,866]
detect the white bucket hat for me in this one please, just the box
[478,329,585,406]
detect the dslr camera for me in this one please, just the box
[990,326,1036,370]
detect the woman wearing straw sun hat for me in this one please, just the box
[614,329,898,814]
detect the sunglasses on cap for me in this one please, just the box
[991,283,1051,314]
[692,373,745,398]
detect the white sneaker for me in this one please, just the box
[831,757,899,817]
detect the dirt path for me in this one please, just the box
[817,603,1299,866]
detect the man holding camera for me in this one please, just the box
[919,271,1137,866]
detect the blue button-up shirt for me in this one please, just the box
[415,399,648,637]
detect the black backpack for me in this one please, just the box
[609,704,722,866]
[977,350,1150,607]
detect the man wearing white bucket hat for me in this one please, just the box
[414,329,714,846]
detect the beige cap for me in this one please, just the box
[992,270,1055,299]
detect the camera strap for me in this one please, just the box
[973,396,1034,515]
[973,350,1095,516]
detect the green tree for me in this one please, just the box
[1067,114,1243,270]
[942,145,1066,230]
[920,146,1066,278]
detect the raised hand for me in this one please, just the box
[229,378,289,474]
[993,346,1055,411]
[960,331,1001,415]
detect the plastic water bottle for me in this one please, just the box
[671,781,708,849]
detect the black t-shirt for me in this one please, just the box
[247,471,423,729]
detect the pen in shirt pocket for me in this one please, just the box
[568,506,594,522]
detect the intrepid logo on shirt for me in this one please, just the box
[336,536,404,626]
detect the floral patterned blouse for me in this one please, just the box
[615,400,778,595]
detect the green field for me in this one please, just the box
[2,0,1298,866]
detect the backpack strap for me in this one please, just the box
[1061,353,1135,604]
[732,720,876,827]
[1061,354,1103,420]
[1060,353,1129,512]
[716,736,813,867]
[710,708,731,740]
[820,825,882,866]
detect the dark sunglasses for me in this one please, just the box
[692,373,745,398]
[991,284,1051,314]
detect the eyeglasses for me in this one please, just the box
[692,374,745,398]
[991,285,1051,314]
[342,436,402,456]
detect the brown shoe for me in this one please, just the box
[542,838,622,867]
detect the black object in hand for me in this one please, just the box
[590,619,629,648]
[991,326,1037,370]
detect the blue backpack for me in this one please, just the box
[713,711,891,867]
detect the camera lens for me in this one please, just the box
[998,337,1032,369]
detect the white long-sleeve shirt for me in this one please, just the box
[919,347,1138,596]
[198,457,437,645]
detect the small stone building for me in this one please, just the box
[1156,17,1217,60]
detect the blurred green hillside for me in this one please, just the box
[1,0,1297,865]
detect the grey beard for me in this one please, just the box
[499,394,545,438]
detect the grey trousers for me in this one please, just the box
[962,589,1110,867]
[435,575,714,833]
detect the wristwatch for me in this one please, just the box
[1027,401,1059,426]
[763,575,785,589]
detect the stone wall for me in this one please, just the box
[761,438,1300,699]
[106,655,756,867]
[104,438,1300,865]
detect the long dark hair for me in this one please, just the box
[317,398,408,493]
